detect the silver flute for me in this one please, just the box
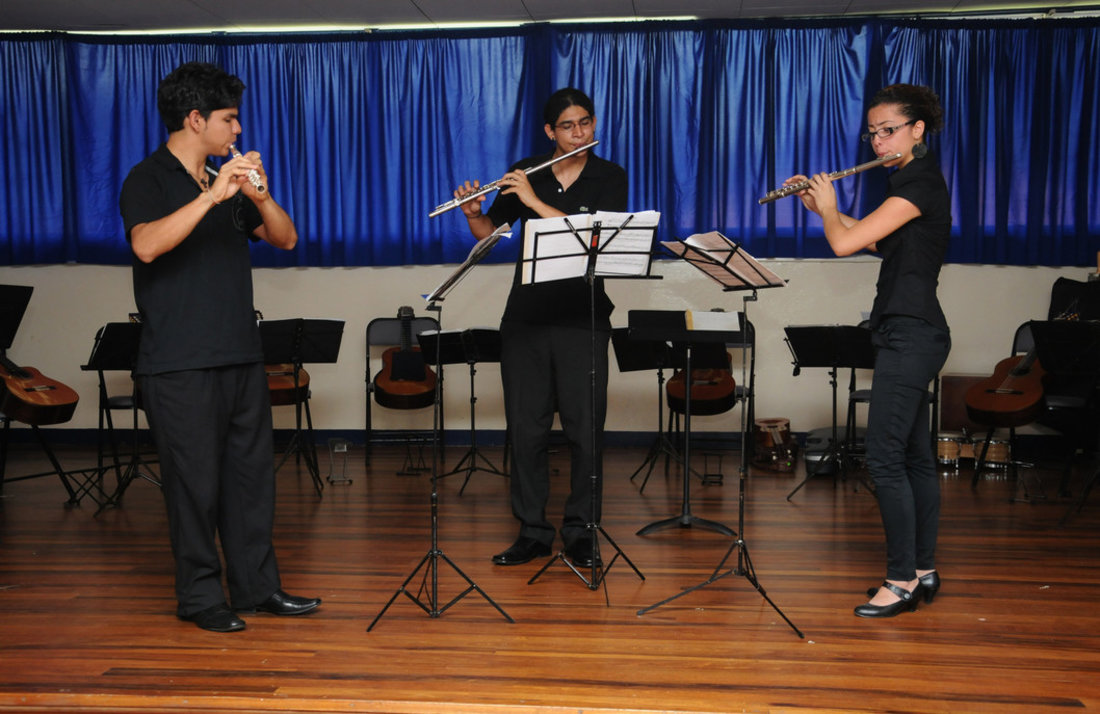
[229,143,267,193]
[429,140,599,218]
[757,153,901,205]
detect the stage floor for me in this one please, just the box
[1,440,1098,713]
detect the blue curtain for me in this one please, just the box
[0,19,1096,268]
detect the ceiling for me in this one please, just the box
[1,0,1098,33]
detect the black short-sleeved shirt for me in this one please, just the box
[869,153,951,332]
[486,152,628,329]
[119,143,265,375]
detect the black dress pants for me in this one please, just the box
[140,363,281,616]
[865,316,951,582]
[500,322,610,547]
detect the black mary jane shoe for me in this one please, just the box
[855,581,921,618]
[918,571,940,603]
[867,571,941,603]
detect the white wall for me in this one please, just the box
[0,259,1089,438]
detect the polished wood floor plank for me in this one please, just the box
[1,441,1099,713]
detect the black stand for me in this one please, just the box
[637,233,801,638]
[369,224,513,630]
[260,318,344,499]
[1026,320,1100,524]
[783,325,876,500]
[628,311,736,536]
[611,328,678,493]
[419,328,507,495]
[80,322,160,514]
[523,212,655,594]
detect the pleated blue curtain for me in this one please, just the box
[0,19,1096,268]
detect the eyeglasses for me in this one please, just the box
[554,115,593,132]
[861,119,915,142]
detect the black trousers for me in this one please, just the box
[865,316,951,582]
[500,322,610,547]
[140,363,281,616]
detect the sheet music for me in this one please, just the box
[522,211,660,285]
[661,231,786,290]
[685,310,740,333]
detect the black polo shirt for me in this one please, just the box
[486,152,628,329]
[119,143,265,375]
[869,153,951,332]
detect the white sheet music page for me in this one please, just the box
[522,211,660,285]
[661,231,786,290]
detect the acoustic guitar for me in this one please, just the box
[666,351,737,416]
[0,354,80,426]
[964,350,1046,428]
[373,306,436,410]
[266,363,310,407]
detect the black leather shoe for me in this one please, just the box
[242,590,321,616]
[855,581,920,618]
[918,571,940,603]
[182,603,246,632]
[492,537,551,565]
[867,571,941,602]
[564,536,602,569]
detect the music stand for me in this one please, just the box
[637,232,801,639]
[259,318,344,498]
[0,284,98,506]
[369,223,513,630]
[418,327,507,494]
[783,325,876,500]
[80,322,161,513]
[1027,320,1100,524]
[628,310,737,535]
[522,211,656,594]
[611,327,678,492]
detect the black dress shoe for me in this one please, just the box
[918,571,940,603]
[492,537,551,565]
[866,571,941,603]
[855,581,921,618]
[242,589,321,616]
[564,536,602,569]
[182,603,246,632]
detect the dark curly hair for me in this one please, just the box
[869,84,944,135]
[157,62,245,133]
[543,88,596,127]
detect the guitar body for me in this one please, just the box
[372,306,437,410]
[965,353,1046,428]
[0,364,79,426]
[666,353,737,416]
[266,363,311,407]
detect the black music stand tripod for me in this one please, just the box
[369,224,513,630]
[611,329,678,493]
[637,232,801,638]
[420,328,507,495]
[783,325,876,500]
[260,318,344,498]
[628,311,736,536]
[524,212,655,595]
[81,322,161,514]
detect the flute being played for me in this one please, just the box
[229,143,266,193]
[429,140,598,218]
[757,153,901,205]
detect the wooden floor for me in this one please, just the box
[1,438,1098,714]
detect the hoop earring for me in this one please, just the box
[912,141,928,159]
